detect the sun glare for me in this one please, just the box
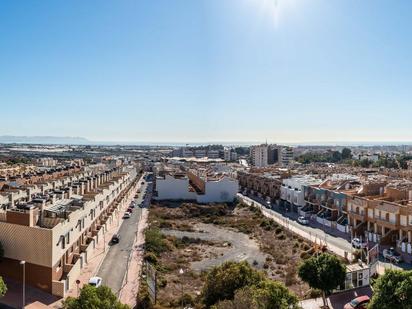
[246,0,301,27]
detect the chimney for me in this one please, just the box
[67,187,72,199]
[8,193,15,208]
[26,188,32,202]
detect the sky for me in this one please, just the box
[0,0,412,144]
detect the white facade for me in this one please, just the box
[155,174,239,203]
[155,175,197,200]
[280,176,322,207]
[224,149,238,161]
[250,145,269,167]
[280,147,294,166]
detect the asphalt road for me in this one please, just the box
[97,176,150,295]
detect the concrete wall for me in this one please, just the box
[156,175,238,203]
[155,175,197,200]
[0,221,52,266]
[198,177,238,203]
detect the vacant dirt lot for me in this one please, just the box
[140,202,320,308]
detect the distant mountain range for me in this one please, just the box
[0,135,90,145]
[1,135,412,147]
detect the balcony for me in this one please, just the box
[375,217,398,228]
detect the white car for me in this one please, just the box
[297,216,309,225]
[123,212,131,219]
[88,276,102,288]
[351,238,367,249]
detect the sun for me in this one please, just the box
[246,0,301,27]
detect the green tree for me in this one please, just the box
[0,277,7,298]
[369,269,412,309]
[298,253,346,308]
[214,279,299,309]
[330,151,342,163]
[202,261,264,307]
[341,148,352,160]
[359,158,372,168]
[0,241,4,261]
[63,285,129,309]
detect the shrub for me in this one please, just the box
[144,252,158,266]
[144,227,167,256]
[202,261,264,306]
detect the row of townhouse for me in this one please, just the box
[239,167,412,260]
[0,164,82,190]
[0,164,139,297]
[238,170,287,202]
[299,176,412,259]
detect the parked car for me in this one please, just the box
[111,234,120,244]
[351,238,367,249]
[344,295,370,309]
[129,203,135,209]
[127,207,133,213]
[383,247,402,263]
[297,216,309,225]
[88,276,102,288]
[123,212,131,219]
[265,201,271,208]
[141,181,144,185]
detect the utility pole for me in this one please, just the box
[20,260,26,309]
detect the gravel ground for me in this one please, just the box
[161,222,269,271]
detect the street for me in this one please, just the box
[97,178,150,295]
[238,193,412,272]
[238,194,354,260]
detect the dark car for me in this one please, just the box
[111,234,120,244]
[344,295,370,309]
[127,207,133,213]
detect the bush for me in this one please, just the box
[275,227,283,235]
[136,284,153,309]
[144,227,167,256]
[202,261,264,306]
[63,285,129,309]
[214,279,299,309]
[144,252,158,266]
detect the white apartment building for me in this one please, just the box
[280,176,322,211]
[224,148,238,162]
[280,147,294,166]
[155,171,238,203]
[250,144,269,167]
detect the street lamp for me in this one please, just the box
[20,260,26,309]
[103,226,106,253]
[179,268,184,309]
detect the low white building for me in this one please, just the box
[280,176,322,210]
[155,173,238,203]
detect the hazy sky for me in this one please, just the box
[1,0,411,143]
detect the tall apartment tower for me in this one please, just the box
[280,146,294,166]
[250,144,269,167]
